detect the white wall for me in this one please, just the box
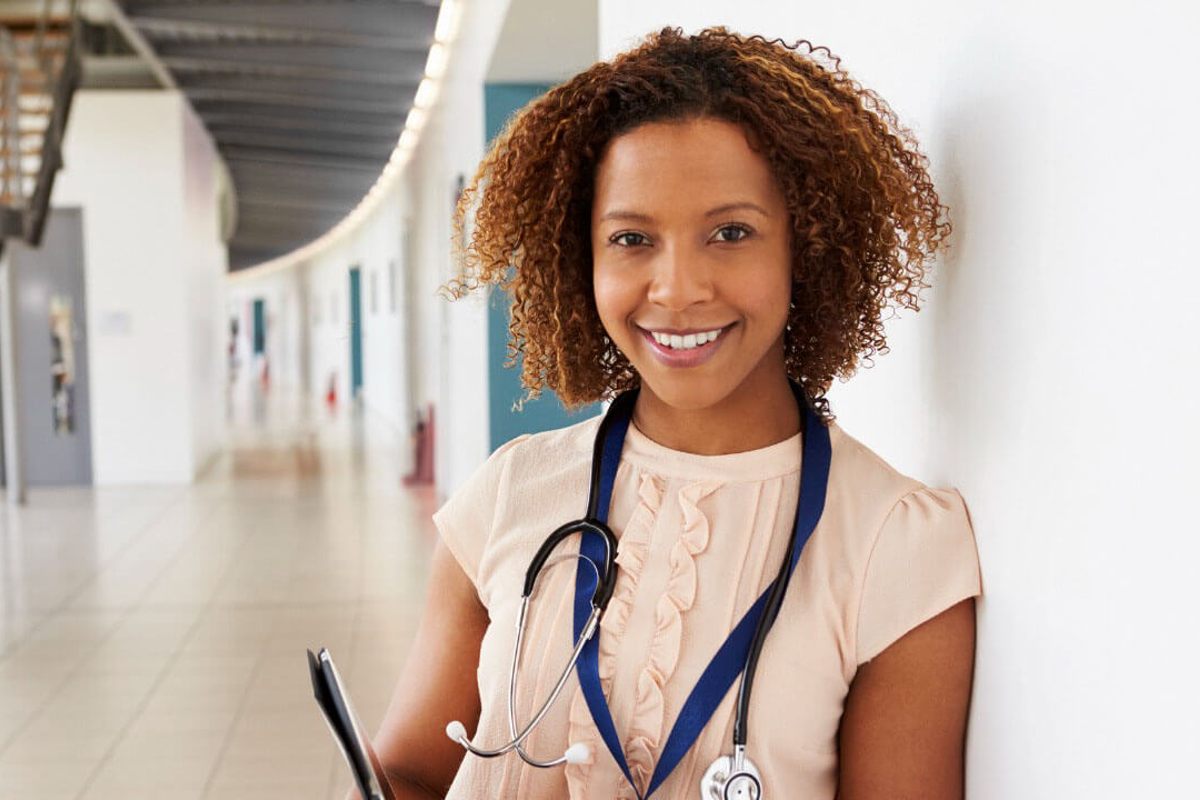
[181,104,229,477]
[597,2,1197,796]
[52,91,228,484]
[306,190,409,437]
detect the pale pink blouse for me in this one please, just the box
[434,412,982,799]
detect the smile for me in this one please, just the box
[636,323,734,367]
[647,327,724,350]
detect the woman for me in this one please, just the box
[367,27,982,799]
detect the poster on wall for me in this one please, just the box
[50,294,76,435]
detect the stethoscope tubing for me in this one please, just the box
[451,536,612,764]
[451,600,601,760]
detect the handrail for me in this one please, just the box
[0,27,23,209]
[0,0,80,243]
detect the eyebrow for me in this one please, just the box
[598,201,770,223]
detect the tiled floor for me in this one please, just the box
[0,387,439,799]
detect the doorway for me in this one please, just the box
[349,266,363,399]
[6,208,93,486]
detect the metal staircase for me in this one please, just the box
[0,0,82,246]
[0,1,82,506]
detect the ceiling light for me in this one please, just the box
[425,42,448,79]
[405,107,427,132]
[415,77,438,109]
[434,0,462,43]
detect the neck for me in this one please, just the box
[631,367,801,456]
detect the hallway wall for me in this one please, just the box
[598,2,1198,796]
[304,185,409,440]
[51,91,228,484]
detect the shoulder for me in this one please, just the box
[499,412,600,471]
[480,414,601,515]
[829,419,976,546]
[826,422,931,522]
[827,420,974,518]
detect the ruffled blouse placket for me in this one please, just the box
[564,469,722,799]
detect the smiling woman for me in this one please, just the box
[367,26,980,800]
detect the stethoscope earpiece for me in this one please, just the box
[563,742,590,764]
[445,719,467,744]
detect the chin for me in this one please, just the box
[636,370,740,412]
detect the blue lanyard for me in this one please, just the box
[573,392,831,798]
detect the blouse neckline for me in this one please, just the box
[621,418,804,483]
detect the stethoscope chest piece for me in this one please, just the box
[700,752,763,799]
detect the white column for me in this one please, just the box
[0,242,25,505]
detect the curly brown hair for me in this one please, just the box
[444,26,951,420]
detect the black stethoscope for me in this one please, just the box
[447,379,832,799]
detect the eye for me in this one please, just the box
[610,231,649,248]
[711,223,752,244]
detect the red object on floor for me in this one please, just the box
[403,404,435,486]
[325,373,337,409]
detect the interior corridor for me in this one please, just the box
[0,384,436,800]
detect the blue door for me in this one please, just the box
[349,267,363,398]
[252,299,265,355]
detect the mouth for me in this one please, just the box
[635,322,735,368]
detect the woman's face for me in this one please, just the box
[591,117,793,412]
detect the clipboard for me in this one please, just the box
[307,647,388,800]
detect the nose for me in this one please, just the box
[645,242,713,311]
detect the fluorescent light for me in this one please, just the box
[434,0,461,43]
[425,42,448,79]
[415,77,438,109]
[405,107,427,132]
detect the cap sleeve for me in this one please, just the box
[855,486,983,665]
[432,434,531,593]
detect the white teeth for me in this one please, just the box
[648,327,724,350]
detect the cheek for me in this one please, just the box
[739,263,793,330]
[591,268,635,339]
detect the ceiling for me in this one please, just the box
[106,0,441,270]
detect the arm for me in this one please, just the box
[837,597,977,800]
[346,540,489,800]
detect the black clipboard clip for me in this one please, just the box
[307,647,389,800]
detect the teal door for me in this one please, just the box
[349,267,363,398]
[252,299,265,355]
[484,84,601,451]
